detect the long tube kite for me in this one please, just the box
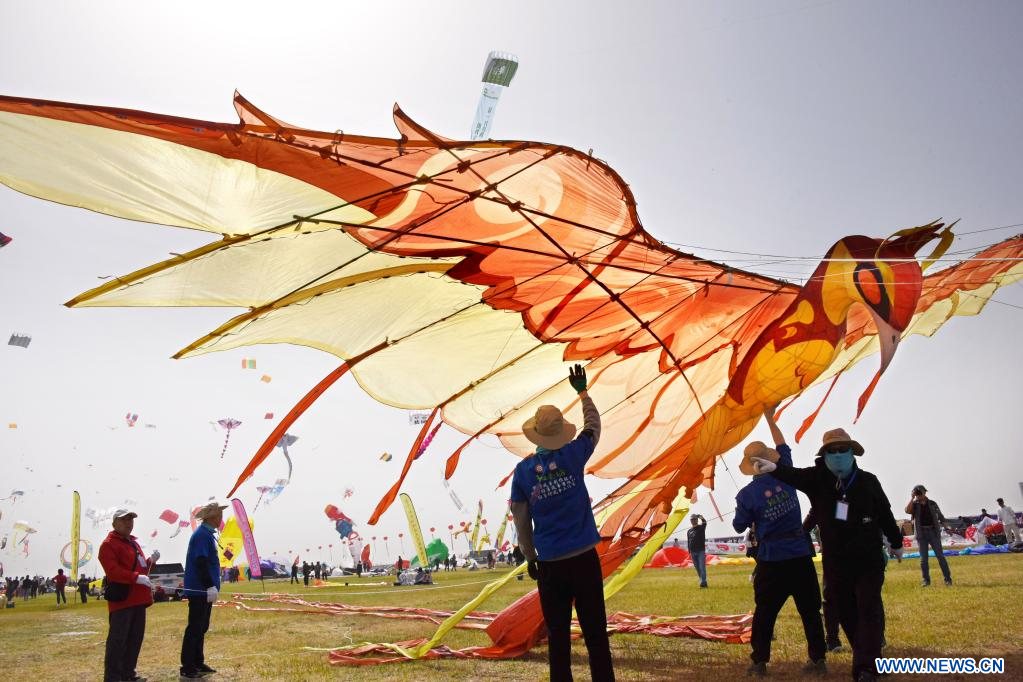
[0,92,1021,660]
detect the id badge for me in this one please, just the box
[835,500,849,521]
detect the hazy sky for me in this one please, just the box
[1,0,1021,576]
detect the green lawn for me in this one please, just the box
[2,555,1020,680]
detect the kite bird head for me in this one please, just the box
[817,220,952,416]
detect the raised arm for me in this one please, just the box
[570,364,601,447]
[762,404,785,447]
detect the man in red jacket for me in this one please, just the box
[53,568,69,605]
[98,508,159,682]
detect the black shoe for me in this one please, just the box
[123,677,148,682]
[920,579,930,587]
[180,673,203,680]
[197,664,217,674]
[699,583,708,588]
[944,578,953,586]
[827,641,844,653]
[802,659,827,677]
[747,661,767,677]
[856,671,877,681]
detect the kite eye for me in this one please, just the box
[852,262,890,321]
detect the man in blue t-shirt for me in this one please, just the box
[510,364,613,682]
[180,502,225,679]
[734,405,826,678]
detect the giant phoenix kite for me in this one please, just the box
[1,92,1021,661]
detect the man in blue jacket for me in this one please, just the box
[510,364,613,682]
[734,405,826,677]
[180,502,226,679]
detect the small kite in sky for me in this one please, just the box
[7,333,31,348]
[260,375,272,383]
[379,452,392,462]
[125,413,138,428]
[159,509,180,525]
[264,412,273,420]
[242,358,256,369]
[7,423,15,429]
[343,488,354,499]
[0,231,11,248]
[217,418,242,458]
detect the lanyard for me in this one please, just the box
[836,469,858,500]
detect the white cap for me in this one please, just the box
[112,509,137,521]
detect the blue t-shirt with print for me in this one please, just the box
[184,524,221,592]
[732,444,811,562]
[510,433,601,561]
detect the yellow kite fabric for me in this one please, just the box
[399,494,429,568]
[218,516,253,569]
[0,92,1020,661]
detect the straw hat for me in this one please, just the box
[522,405,576,451]
[739,441,780,476]
[194,501,228,522]
[816,428,865,457]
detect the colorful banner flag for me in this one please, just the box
[399,493,429,568]
[70,490,81,579]
[242,358,256,369]
[231,498,261,578]
[469,500,483,552]
[494,504,510,551]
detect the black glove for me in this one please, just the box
[569,364,587,393]
[527,560,539,581]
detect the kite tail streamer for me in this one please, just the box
[226,342,386,497]
[220,431,232,459]
[794,371,844,442]
[414,423,442,460]
[368,406,439,525]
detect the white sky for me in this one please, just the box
[1,0,1021,576]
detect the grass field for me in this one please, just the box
[2,554,1020,680]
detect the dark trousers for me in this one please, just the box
[830,562,885,678]
[691,550,707,585]
[537,547,614,682]
[917,527,951,583]
[56,587,66,604]
[80,589,89,604]
[104,605,147,682]
[290,573,298,584]
[180,598,213,672]
[821,571,840,647]
[751,556,826,664]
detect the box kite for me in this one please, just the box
[0,92,1020,661]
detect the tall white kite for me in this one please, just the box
[470,51,519,140]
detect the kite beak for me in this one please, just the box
[872,311,901,378]
[854,310,903,420]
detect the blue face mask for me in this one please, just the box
[824,450,855,479]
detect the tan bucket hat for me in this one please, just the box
[817,428,865,456]
[194,501,229,522]
[522,405,576,451]
[739,441,780,476]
